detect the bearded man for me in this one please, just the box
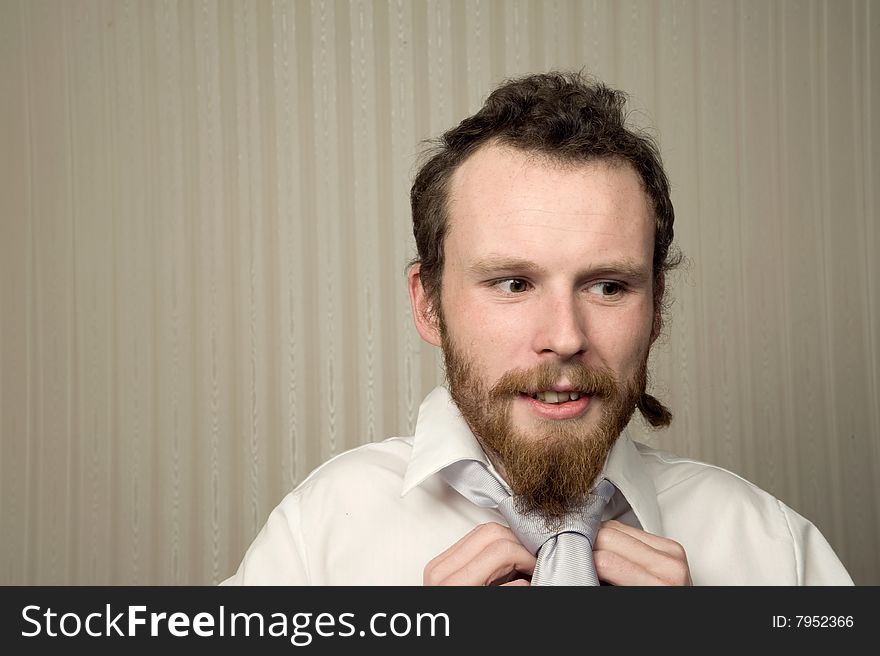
[223,72,851,586]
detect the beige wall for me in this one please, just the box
[1,0,878,585]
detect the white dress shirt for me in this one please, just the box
[223,386,852,585]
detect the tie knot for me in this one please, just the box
[498,478,616,554]
[440,459,617,556]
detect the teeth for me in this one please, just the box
[532,391,582,404]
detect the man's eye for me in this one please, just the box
[496,279,530,294]
[590,281,624,297]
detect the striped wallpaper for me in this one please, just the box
[0,0,877,584]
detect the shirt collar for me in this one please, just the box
[401,386,663,536]
[401,386,491,494]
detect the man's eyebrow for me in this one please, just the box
[466,255,650,280]
[466,256,547,277]
[585,260,651,280]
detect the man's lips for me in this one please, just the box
[516,392,592,420]
[523,389,586,403]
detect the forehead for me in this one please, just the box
[444,144,654,266]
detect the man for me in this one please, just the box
[223,72,851,585]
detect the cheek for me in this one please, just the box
[445,289,518,341]
[592,311,654,369]
[444,300,531,373]
[452,311,524,358]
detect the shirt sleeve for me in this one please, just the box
[219,493,311,585]
[779,501,854,585]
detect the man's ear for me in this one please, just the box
[408,263,442,347]
[651,272,665,344]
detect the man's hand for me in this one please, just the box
[423,522,536,586]
[593,520,692,585]
[424,520,691,586]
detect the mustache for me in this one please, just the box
[489,361,619,400]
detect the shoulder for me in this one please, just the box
[222,437,418,585]
[633,442,792,558]
[634,442,772,504]
[291,436,414,501]
[631,442,852,584]
[254,436,415,552]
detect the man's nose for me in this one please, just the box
[533,293,589,359]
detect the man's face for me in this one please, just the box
[410,144,658,519]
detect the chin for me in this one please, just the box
[512,414,599,444]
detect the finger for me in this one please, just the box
[424,524,484,580]
[593,524,690,586]
[425,522,535,585]
[425,522,510,583]
[599,520,687,558]
[593,548,672,586]
[439,537,536,586]
[593,524,685,577]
